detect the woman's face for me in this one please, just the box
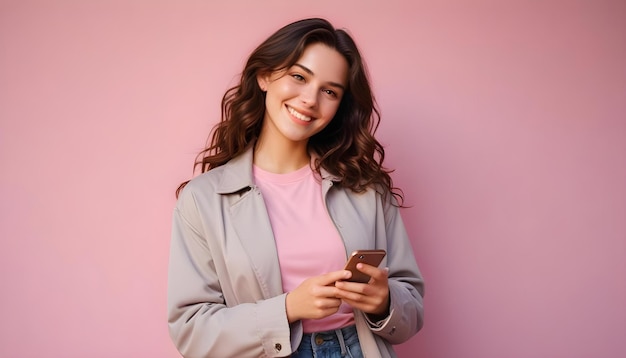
[257,42,349,147]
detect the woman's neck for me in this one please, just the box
[253,136,310,174]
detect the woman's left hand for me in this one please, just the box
[333,263,390,316]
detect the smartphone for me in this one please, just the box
[343,249,387,283]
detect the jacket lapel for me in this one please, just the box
[216,147,285,299]
[229,188,284,299]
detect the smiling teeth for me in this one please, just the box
[288,106,312,122]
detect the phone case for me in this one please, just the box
[343,249,386,283]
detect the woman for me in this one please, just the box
[168,18,424,358]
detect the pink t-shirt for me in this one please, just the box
[253,164,354,333]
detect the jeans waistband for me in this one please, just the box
[302,325,359,355]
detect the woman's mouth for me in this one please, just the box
[287,105,312,122]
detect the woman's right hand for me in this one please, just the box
[285,270,351,323]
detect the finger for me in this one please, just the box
[340,287,389,314]
[370,266,390,283]
[309,298,343,319]
[341,297,382,314]
[356,263,388,281]
[319,269,351,286]
[335,282,366,301]
[334,280,366,293]
[335,280,384,300]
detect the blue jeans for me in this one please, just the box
[292,325,363,358]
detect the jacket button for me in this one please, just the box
[274,343,281,351]
[390,326,396,335]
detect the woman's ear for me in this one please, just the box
[257,73,268,92]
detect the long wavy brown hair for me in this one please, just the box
[177,18,403,205]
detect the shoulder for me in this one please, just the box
[339,184,401,221]
[183,167,226,193]
[329,183,382,213]
[180,148,255,200]
[338,183,389,202]
[177,166,224,201]
[174,170,223,222]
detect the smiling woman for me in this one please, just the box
[256,43,348,171]
[168,18,424,358]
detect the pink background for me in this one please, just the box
[1,1,624,357]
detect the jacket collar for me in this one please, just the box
[214,146,255,194]
[215,145,340,194]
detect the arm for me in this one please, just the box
[329,189,425,344]
[368,196,425,344]
[167,197,293,358]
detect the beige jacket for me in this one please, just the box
[168,147,424,357]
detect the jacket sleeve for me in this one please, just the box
[167,190,295,357]
[367,194,425,344]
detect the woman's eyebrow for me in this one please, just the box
[294,63,346,91]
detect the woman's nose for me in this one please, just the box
[299,85,318,107]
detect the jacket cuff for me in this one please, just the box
[256,293,293,357]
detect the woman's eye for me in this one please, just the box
[292,74,305,81]
[323,89,337,97]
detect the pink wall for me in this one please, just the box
[1,1,624,357]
